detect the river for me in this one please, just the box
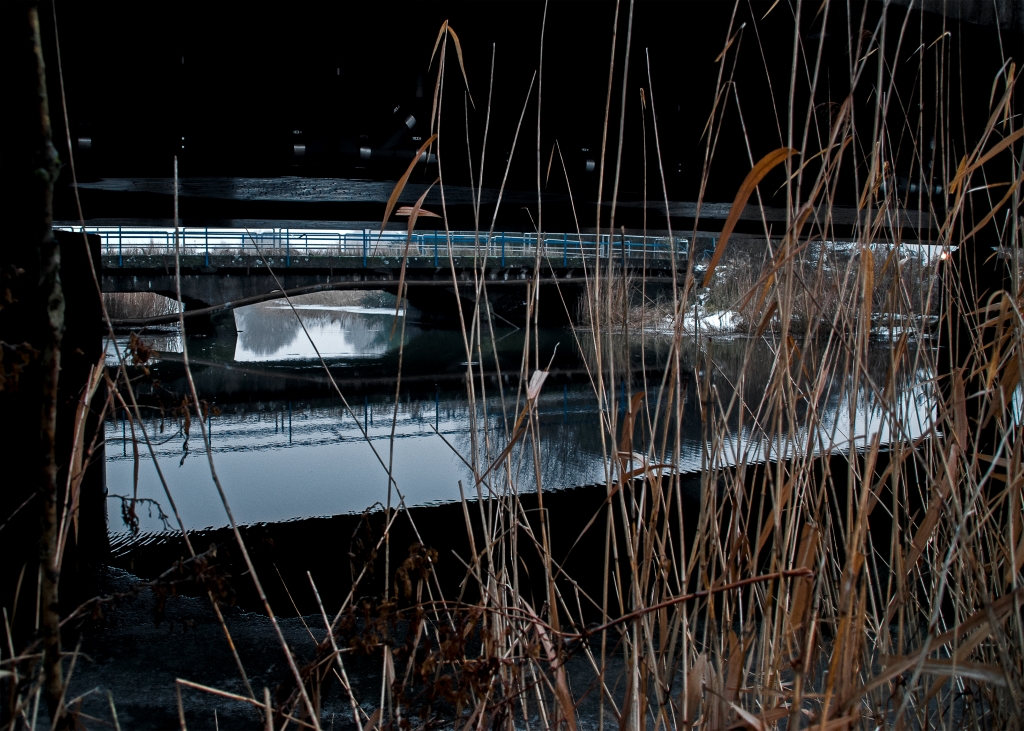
[104,299,933,533]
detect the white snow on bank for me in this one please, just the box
[646,309,740,335]
[682,310,738,332]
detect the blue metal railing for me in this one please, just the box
[60,226,690,268]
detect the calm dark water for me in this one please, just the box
[105,303,932,533]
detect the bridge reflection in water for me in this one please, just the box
[104,302,934,534]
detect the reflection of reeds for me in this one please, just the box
[14,7,1021,730]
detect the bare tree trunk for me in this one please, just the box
[26,2,65,724]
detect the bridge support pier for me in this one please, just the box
[185,305,238,337]
[171,296,239,337]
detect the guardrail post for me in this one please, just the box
[205,227,209,266]
[363,229,368,267]
[563,232,567,267]
[434,230,438,267]
[118,225,123,267]
[501,232,505,267]
[286,228,290,267]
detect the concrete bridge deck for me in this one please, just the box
[90,227,689,327]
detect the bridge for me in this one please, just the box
[80,227,690,329]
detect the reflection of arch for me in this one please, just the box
[234,305,304,357]
[234,305,418,361]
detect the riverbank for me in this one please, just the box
[63,446,939,729]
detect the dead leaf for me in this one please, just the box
[753,300,779,338]
[446,25,474,108]
[523,604,577,731]
[702,148,798,288]
[886,657,1009,686]
[392,178,440,333]
[476,370,550,485]
[395,205,440,218]
[379,135,438,238]
[682,653,709,729]
[526,369,549,401]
